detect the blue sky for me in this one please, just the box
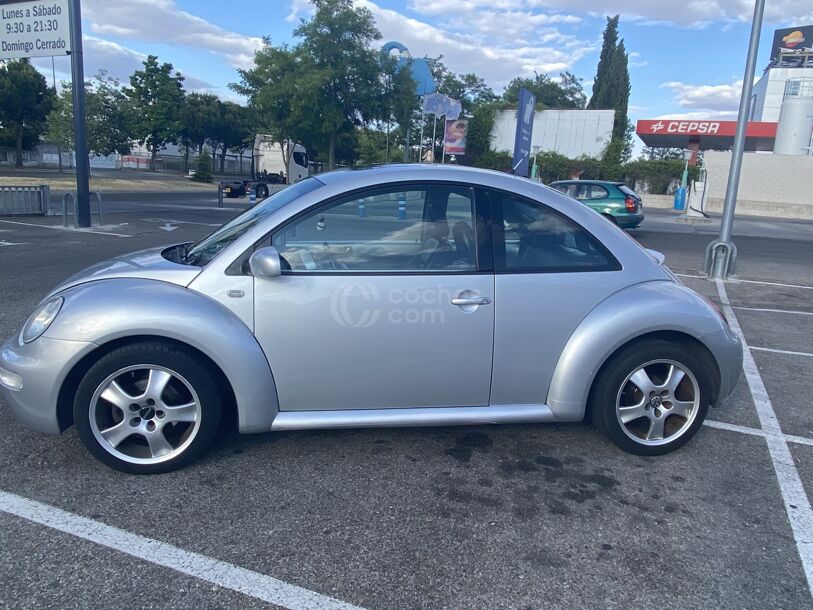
[36,0,813,141]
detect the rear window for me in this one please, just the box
[618,185,640,199]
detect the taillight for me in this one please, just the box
[625,196,637,212]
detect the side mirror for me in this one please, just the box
[249,246,282,278]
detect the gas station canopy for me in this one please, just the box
[636,120,778,151]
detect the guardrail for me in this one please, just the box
[0,185,50,216]
[62,192,104,227]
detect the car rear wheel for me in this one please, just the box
[74,342,222,474]
[602,213,618,225]
[589,339,712,455]
[255,184,269,199]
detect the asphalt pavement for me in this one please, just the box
[0,191,811,609]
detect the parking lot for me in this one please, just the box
[1,194,812,609]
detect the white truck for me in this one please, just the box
[221,136,310,200]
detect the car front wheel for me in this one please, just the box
[74,342,222,474]
[590,339,713,455]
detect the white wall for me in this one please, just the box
[490,109,614,158]
[701,150,813,218]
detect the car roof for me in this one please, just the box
[550,179,623,186]
[315,163,519,186]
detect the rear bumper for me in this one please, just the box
[701,328,744,407]
[616,211,644,228]
[0,335,95,434]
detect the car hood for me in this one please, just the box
[48,245,201,297]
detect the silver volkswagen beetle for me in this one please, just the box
[0,165,742,473]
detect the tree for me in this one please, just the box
[232,41,312,173]
[588,15,630,164]
[47,71,134,159]
[588,15,619,111]
[210,101,253,174]
[128,55,186,170]
[503,72,586,109]
[293,0,385,169]
[180,92,220,172]
[431,59,498,112]
[0,59,54,168]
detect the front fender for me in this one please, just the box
[546,280,737,421]
[45,279,278,433]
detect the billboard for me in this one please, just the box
[444,119,468,155]
[512,88,536,176]
[770,25,813,61]
[0,0,71,60]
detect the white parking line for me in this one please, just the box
[0,219,131,238]
[0,491,364,610]
[716,279,813,595]
[704,419,813,447]
[674,273,813,291]
[734,307,813,317]
[751,346,813,358]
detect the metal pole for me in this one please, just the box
[707,0,765,278]
[418,112,426,163]
[68,0,91,228]
[431,115,438,163]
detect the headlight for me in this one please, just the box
[20,297,63,344]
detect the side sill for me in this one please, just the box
[269,404,556,431]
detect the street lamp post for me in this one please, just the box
[704,0,765,278]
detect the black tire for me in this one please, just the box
[589,338,713,456]
[602,214,618,225]
[255,184,269,199]
[73,342,222,474]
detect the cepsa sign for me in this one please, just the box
[645,120,721,135]
[0,0,70,60]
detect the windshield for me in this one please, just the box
[183,178,323,267]
[618,185,639,199]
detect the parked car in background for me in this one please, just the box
[550,180,644,229]
[0,165,741,474]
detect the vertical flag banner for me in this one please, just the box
[512,88,536,176]
[444,119,468,155]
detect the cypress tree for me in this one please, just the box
[588,15,630,163]
[587,15,619,110]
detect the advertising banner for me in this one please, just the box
[444,119,468,155]
[770,25,813,60]
[512,87,536,176]
[0,0,71,60]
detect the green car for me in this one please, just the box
[550,180,644,229]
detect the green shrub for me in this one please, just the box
[193,150,213,183]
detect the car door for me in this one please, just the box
[253,183,494,412]
[483,188,628,407]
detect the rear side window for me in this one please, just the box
[491,190,620,273]
[576,184,609,200]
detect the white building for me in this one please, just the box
[752,67,811,121]
[490,109,615,159]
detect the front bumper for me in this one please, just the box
[0,335,96,434]
[701,328,744,407]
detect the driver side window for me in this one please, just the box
[270,184,477,273]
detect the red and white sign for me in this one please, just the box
[637,120,777,139]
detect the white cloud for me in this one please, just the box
[83,0,263,70]
[353,1,596,90]
[661,79,743,111]
[408,0,813,28]
[287,0,314,22]
[654,110,739,120]
[33,36,214,92]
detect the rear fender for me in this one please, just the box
[546,280,729,421]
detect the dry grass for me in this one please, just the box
[0,175,215,192]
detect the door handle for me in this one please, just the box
[451,296,491,306]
